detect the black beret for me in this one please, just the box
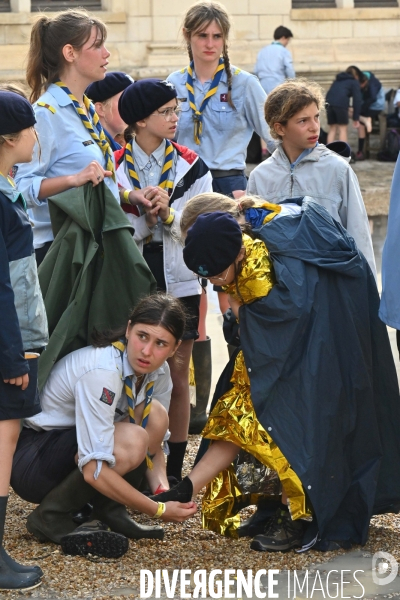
[183,212,243,278]
[0,91,36,135]
[118,79,177,124]
[85,72,134,103]
[326,141,351,159]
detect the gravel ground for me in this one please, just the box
[2,435,400,599]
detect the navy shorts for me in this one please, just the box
[327,105,349,126]
[0,357,41,421]
[212,174,247,197]
[11,427,78,504]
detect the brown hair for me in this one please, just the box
[264,78,324,140]
[180,191,267,237]
[91,293,186,348]
[26,9,107,103]
[182,1,235,109]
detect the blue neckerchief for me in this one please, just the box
[0,173,26,209]
[103,127,122,152]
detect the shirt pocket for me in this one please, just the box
[208,98,235,132]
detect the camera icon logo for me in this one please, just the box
[372,551,398,586]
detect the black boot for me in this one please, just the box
[91,462,164,540]
[189,338,212,434]
[26,469,94,544]
[238,498,281,538]
[0,496,42,590]
[150,476,193,503]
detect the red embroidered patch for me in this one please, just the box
[220,93,228,102]
[99,388,115,406]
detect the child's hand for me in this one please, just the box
[4,373,29,390]
[161,501,197,522]
[152,187,171,222]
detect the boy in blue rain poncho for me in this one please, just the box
[154,192,400,554]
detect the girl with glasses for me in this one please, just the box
[115,78,213,483]
[153,192,400,556]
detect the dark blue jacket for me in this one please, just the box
[0,186,47,380]
[362,71,382,111]
[326,72,362,121]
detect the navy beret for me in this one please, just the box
[326,141,351,159]
[183,212,243,278]
[0,91,36,135]
[85,72,134,103]
[118,79,177,124]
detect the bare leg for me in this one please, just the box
[0,420,20,495]
[187,440,240,495]
[168,339,194,443]
[327,125,337,144]
[217,291,230,315]
[134,399,169,493]
[337,124,348,143]
[197,290,207,342]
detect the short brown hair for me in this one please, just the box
[264,79,324,140]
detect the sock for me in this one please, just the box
[358,138,365,152]
[166,441,187,482]
[280,502,289,512]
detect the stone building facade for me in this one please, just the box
[0,0,398,89]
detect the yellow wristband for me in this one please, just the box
[122,189,131,204]
[151,502,166,518]
[163,207,175,226]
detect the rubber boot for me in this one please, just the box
[189,337,212,434]
[91,461,164,540]
[26,469,95,544]
[0,496,42,591]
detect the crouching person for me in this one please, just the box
[11,294,197,558]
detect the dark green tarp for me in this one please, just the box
[38,182,156,390]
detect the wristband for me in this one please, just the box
[122,189,131,204]
[151,502,166,518]
[163,207,175,226]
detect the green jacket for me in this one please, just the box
[38,182,156,390]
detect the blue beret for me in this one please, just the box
[118,79,177,124]
[326,141,351,159]
[183,212,243,278]
[0,91,36,135]
[85,72,134,103]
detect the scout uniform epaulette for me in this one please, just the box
[37,102,56,113]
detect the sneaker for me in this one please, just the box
[60,520,129,558]
[356,151,365,161]
[250,507,305,552]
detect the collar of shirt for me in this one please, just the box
[290,143,318,169]
[272,41,284,47]
[0,173,22,202]
[131,138,166,172]
[189,66,228,87]
[46,83,76,108]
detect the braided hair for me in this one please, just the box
[182,1,236,109]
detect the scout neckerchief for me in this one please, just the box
[55,81,116,181]
[124,139,174,193]
[0,173,26,209]
[112,340,154,468]
[186,57,225,144]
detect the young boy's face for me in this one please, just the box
[275,102,320,153]
[141,99,180,141]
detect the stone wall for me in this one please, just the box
[0,0,399,90]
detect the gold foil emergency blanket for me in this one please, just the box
[201,351,311,537]
[222,233,275,304]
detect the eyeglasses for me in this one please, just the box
[194,264,232,282]
[151,106,182,121]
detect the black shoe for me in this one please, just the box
[250,507,305,552]
[72,503,93,525]
[60,521,129,558]
[149,476,193,503]
[0,550,42,591]
[238,499,281,538]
